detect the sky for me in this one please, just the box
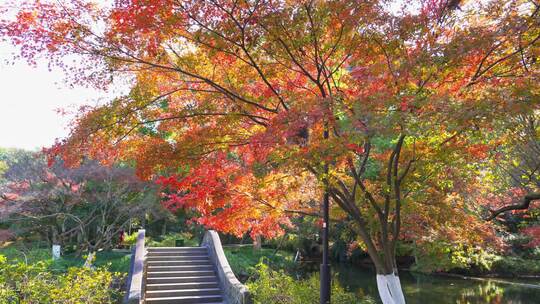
[0,0,120,151]
[0,42,113,151]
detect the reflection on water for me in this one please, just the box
[327,264,540,304]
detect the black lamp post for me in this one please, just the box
[320,125,331,304]
[320,189,331,304]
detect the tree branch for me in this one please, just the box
[487,192,540,220]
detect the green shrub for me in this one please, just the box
[411,241,498,273]
[49,267,123,303]
[490,255,540,276]
[0,283,17,302]
[123,231,139,246]
[247,263,375,304]
[410,240,540,276]
[0,254,125,303]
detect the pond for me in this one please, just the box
[305,263,540,304]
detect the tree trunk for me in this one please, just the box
[376,271,406,304]
[253,235,262,250]
[51,227,59,244]
[327,135,410,304]
[352,224,406,304]
[141,213,147,228]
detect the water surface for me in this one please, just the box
[310,263,540,304]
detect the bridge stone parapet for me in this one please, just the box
[201,230,252,304]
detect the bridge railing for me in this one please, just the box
[124,229,146,304]
[201,230,252,304]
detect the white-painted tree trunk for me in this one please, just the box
[376,273,406,304]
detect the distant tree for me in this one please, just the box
[1,151,161,253]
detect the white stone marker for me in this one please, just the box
[52,244,61,260]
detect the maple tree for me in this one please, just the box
[2,0,540,303]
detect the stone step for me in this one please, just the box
[148,251,208,256]
[145,295,223,304]
[148,265,214,272]
[148,247,207,252]
[147,260,212,267]
[147,270,215,278]
[146,276,218,284]
[146,287,221,298]
[147,255,210,261]
[146,281,219,291]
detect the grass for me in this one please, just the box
[0,242,51,263]
[223,246,296,281]
[0,235,294,278]
[0,241,131,273]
